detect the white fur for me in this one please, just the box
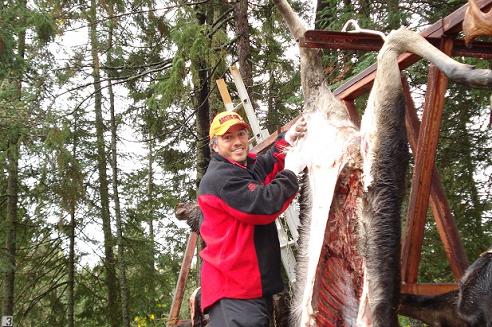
[289,107,359,326]
[360,91,378,192]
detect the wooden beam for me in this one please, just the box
[401,79,469,280]
[401,38,454,284]
[251,119,297,154]
[331,0,492,100]
[301,31,492,60]
[401,283,458,295]
[167,232,198,327]
[216,79,234,111]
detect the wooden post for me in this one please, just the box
[401,78,469,280]
[401,38,454,284]
[167,232,198,327]
[216,79,234,111]
[400,283,458,295]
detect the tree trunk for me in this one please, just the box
[234,0,254,102]
[67,202,75,327]
[89,0,120,325]
[146,137,157,307]
[67,117,78,327]
[106,6,130,326]
[194,8,211,187]
[3,136,19,321]
[2,0,26,320]
[264,6,281,132]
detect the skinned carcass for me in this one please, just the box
[273,0,492,326]
[271,1,362,326]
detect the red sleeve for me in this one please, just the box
[254,134,290,184]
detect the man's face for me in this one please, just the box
[213,124,249,164]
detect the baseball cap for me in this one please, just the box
[209,111,250,139]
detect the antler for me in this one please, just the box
[463,0,492,47]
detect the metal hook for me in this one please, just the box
[341,19,387,41]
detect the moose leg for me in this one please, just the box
[398,250,492,327]
[385,27,492,87]
[358,40,409,326]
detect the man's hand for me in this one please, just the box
[175,202,199,220]
[285,116,307,145]
[175,202,201,233]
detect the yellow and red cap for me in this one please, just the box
[209,111,250,139]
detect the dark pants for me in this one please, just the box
[207,297,273,327]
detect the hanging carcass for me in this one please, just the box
[273,0,492,326]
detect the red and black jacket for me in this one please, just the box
[198,137,298,311]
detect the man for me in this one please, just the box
[198,111,307,326]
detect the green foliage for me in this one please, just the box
[151,56,187,110]
[27,11,57,43]
[150,16,210,111]
[44,124,85,212]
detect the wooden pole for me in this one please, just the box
[401,79,469,280]
[401,38,454,284]
[167,232,198,327]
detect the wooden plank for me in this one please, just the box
[301,31,384,51]
[428,168,470,277]
[251,119,297,154]
[334,53,414,100]
[401,283,458,295]
[401,38,454,284]
[167,232,198,327]
[332,0,492,100]
[301,32,492,59]
[401,79,469,279]
[216,78,234,111]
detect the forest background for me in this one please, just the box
[0,0,490,326]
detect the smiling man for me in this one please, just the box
[197,111,307,326]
